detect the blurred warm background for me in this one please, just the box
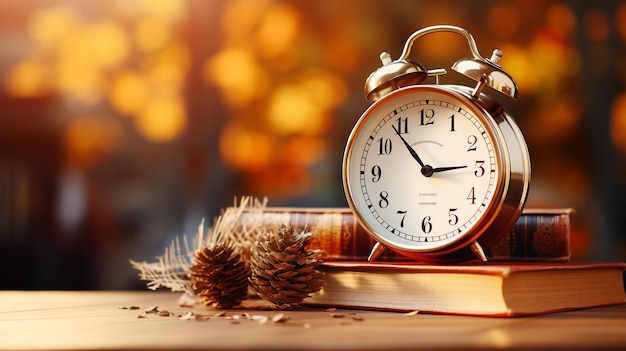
[1,0,625,289]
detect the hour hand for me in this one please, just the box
[431,165,467,173]
[392,125,424,167]
[421,165,467,177]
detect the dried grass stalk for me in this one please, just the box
[130,196,268,294]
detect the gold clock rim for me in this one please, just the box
[342,85,530,262]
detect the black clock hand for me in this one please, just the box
[391,126,465,177]
[431,165,467,172]
[392,125,425,168]
[420,165,467,177]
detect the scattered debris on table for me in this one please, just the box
[118,304,377,327]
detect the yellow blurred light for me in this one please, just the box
[27,5,80,46]
[85,20,130,69]
[51,20,129,105]
[139,0,186,23]
[55,22,126,67]
[134,17,171,52]
[147,62,184,96]
[144,42,191,93]
[494,44,537,93]
[54,62,107,105]
[219,123,273,171]
[299,69,348,109]
[156,41,192,72]
[5,60,50,98]
[21,6,130,105]
[610,92,626,153]
[267,84,328,135]
[519,35,580,95]
[109,70,149,116]
[265,69,345,135]
[221,0,271,43]
[255,4,299,57]
[203,48,269,107]
[135,97,187,143]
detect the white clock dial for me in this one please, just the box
[345,86,503,252]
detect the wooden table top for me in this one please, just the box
[1,290,625,350]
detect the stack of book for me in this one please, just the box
[233,207,625,316]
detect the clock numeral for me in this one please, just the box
[377,137,392,155]
[397,210,407,228]
[371,165,382,182]
[378,191,389,208]
[467,135,478,151]
[467,187,476,204]
[395,117,408,134]
[421,216,432,234]
[474,160,485,177]
[448,208,459,226]
[449,114,456,132]
[419,108,435,126]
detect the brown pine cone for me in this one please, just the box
[249,225,325,306]
[189,244,250,309]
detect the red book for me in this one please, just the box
[232,207,573,262]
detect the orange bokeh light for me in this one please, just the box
[4,60,50,98]
[109,70,149,116]
[219,123,274,171]
[134,17,172,52]
[203,48,270,107]
[254,3,300,58]
[610,92,626,153]
[134,96,187,143]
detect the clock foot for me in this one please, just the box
[368,242,386,262]
[470,241,488,262]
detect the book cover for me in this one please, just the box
[306,261,626,317]
[229,207,573,261]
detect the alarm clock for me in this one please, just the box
[342,25,531,263]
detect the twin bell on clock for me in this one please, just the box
[342,25,531,263]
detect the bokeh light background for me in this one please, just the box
[1,0,625,289]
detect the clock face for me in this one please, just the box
[344,86,504,252]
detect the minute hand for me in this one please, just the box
[392,125,425,167]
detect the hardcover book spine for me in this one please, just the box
[230,208,572,262]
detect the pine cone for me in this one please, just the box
[249,225,325,306]
[189,244,250,309]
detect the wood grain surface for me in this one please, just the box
[1,291,625,350]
